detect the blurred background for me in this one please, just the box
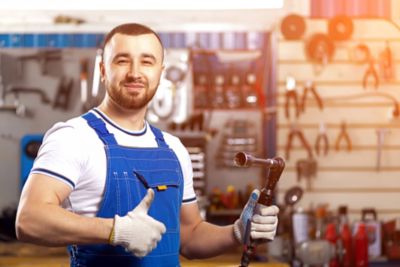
[0,0,400,266]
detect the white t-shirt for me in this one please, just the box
[31,109,196,217]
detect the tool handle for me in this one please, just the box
[257,188,274,207]
[237,154,285,267]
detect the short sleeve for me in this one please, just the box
[162,132,197,204]
[30,122,88,189]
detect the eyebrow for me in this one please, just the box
[113,52,157,63]
[141,53,157,62]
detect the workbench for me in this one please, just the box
[0,242,289,267]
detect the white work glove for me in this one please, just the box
[233,189,279,244]
[110,188,166,257]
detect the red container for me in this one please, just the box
[354,223,369,267]
[341,223,352,267]
[325,223,339,267]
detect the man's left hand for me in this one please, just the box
[233,189,279,244]
[251,203,279,240]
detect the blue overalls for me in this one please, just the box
[68,111,184,267]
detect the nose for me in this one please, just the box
[126,61,141,79]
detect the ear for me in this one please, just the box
[99,61,105,82]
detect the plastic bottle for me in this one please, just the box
[341,223,352,267]
[325,223,339,267]
[354,223,369,267]
[338,206,352,267]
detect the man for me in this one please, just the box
[15,23,279,267]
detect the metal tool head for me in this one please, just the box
[233,151,253,167]
[233,152,282,169]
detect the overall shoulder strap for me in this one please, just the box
[149,124,168,148]
[82,111,118,145]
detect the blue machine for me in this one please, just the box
[20,134,44,190]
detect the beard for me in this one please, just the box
[106,79,158,110]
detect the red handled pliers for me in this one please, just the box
[315,122,329,156]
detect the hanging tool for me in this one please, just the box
[210,74,226,108]
[285,124,313,160]
[314,122,329,156]
[328,15,354,41]
[363,59,379,90]
[0,77,25,117]
[242,72,259,108]
[3,85,52,117]
[193,74,209,109]
[216,119,258,168]
[335,121,352,152]
[53,76,74,110]
[305,33,335,75]
[376,128,390,172]
[3,90,27,117]
[18,49,62,75]
[352,44,379,90]
[306,33,335,62]
[299,80,323,113]
[379,41,394,81]
[351,44,370,64]
[233,152,285,267]
[280,14,306,40]
[80,50,103,112]
[284,76,300,119]
[296,158,318,190]
[225,70,242,109]
[5,86,51,104]
[147,49,191,123]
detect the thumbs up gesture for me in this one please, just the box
[110,188,166,257]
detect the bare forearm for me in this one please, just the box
[180,221,239,259]
[16,203,113,246]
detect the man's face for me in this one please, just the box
[100,33,164,110]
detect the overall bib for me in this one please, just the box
[68,112,184,267]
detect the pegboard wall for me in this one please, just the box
[276,17,400,223]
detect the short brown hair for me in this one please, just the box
[102,23,163,52]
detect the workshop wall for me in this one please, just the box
[0,0,399,221]
[0,49,96,209]
[0,0,309,211]
[276,17,400,223]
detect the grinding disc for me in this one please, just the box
[328,15,354,41]
[281,14,306,40]
[305,33,335,63]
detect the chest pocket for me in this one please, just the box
[132,170,181,233]
[112,169,181,232]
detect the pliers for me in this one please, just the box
[285,124,313,160]
[363,59,379,90]
[284,76,300,119]
[314,122,329,156]
[300,81,324,113]
[335,121,352,152]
